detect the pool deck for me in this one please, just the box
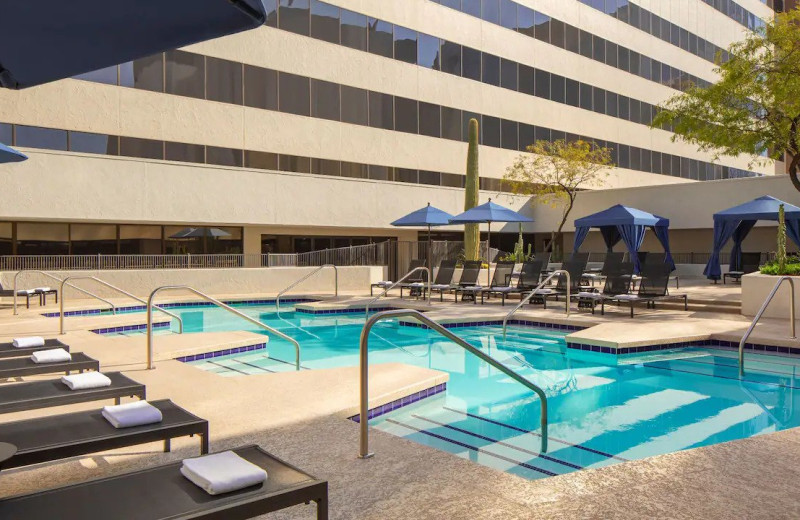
[1,281,799,518]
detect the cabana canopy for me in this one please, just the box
[704,196,800,280]
[573,204,674,274]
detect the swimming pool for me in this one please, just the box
[116,303,800,480]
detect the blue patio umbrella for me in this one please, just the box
[0,142,27,163]
[449,198,533,285]
[391,203,454,273]
[0,0,270,89]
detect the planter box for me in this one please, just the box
[741,272,800,319]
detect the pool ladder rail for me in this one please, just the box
[502,269,571,340]
[358,309,548,458]
[275,264,338,312]
[739,276,796,376]
[365,266,431,317]
[13,269,113,316]
[146,285,301,371]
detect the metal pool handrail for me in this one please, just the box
[276,264,338,312]
[365,267,430,317]
[739,276,796,376]
[13,270,111,316]
[146,285,301,371]
[58,276,183,335]
[358,309,548,458]
[502,269,571,340]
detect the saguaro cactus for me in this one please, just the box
[464,118,480,261]
[778,203,787,274]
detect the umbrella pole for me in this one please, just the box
[487,222,492,287]
[427,225,432,279]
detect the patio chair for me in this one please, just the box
[0,372,145,414]
[456,261,515,305]
[573,262,634,314]
[723,252,762,284]
[0,399,209,470]
[480,260,544,306]
[399,260,434,298]
[582,252,624,285]
[0,352,99,379]
[530,260,589,309]
[370,259,424,296]
[0,338,69,359]
[607,263,688,317]
[0,445,329,520]
[0,283,39,309]
[426,260,458,302]
[451,260,482,302]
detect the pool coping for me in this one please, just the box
[42,297,319,318]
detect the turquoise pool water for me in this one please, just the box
[127,304,800,480]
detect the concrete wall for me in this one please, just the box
[2,266,383,301]
[742,273,800,319]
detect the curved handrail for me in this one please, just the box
[739,276,796,376]
[58,276,183,335]
[13,270,111,315]
[146,285,301,371]
[358,309,548,458]
[365,267,430,317]
[276,264,338,312]
[502,270,571,339]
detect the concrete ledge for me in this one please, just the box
[742,272,800,319]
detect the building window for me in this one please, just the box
[368,18,393,58]
[419,102,441,138]
[279,72,310,116]
[500,0,517,30]
[440,41,462,76]
[311,158,341,176]
[244,66,278,111]
[462,46,481,81]
[279,154,311,173]
[418,33,440,70]
[165,50,205,99]
[534,12,550,43]
[310,0,340,44]
[0,123,10,144]
[17,223,69,256]
[481,53,500,86]
[369,165,391,181]
[70,224,117,255]
[340,85,368,126]
[310,79,341,121]
[207,146,243,167]
[441,107,461,141]
[341,161,368,178]
[69,131,118,155]
[74,66,118,86]
[395,168,418,183]
[394,26,417,64]
[462,0,481,17]
[482,116,501,148]
[245,150,279,170]
[501,119,518,150]
[419,170,441,186]
[206,57,242,105]
[120,137,163,160]
[279,0,310,36]
[534,69,550,99]
[517,5,535,36]
[120,54,163,92]
[16,125,67,151]
[340,9,367,51]
[368,91,394,130]
[551,74,565,104]
[394,97,418,134]
[500,59,517,91]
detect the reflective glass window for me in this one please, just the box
[394,26,417,64]
[462,46,481,81]
[120,54,163,92]
[279,154,311,173]
[482,116,501,148]
[394,97,418,134]
[310,0,340,43]
[441,106,462,141]
[245,150,279,170]
[368,91,394,130]
[165,142,204,163]
[501,119,517,150]
[310,79,340,121]
[16,126,67,150]
[368,18,393,58]
[481,53,500,86]
[500,59,517,90]
[418,33,440,70]
[534,12,550,43]
[440,41,462,76]
[419,102,441,138]
[341,85,368,125]
[279,0,310,35]
[119,137,163,160]
[165,51,205,99]
[500,0,517,30]
[279,72,310,116]
[207,146,243,167]
[206,57,242,105]
[244,66,278,110]
[482,0,500,23]
[341,9,367,50]
[311,158,341,176]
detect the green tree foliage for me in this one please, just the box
[464,118,480,261]
[503,139,612,257]
[652,9,800,190]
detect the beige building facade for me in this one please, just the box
[0,0,781,258]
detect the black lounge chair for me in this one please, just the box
[451,260,482,302]
[371,259,424,296]
[572,262,634,314]
[481,259,546,305]
[456,261,515,304]
[0,372,145,414]
[0,284,38,309]
[0,445,329,520]
[530,260,589,308]
[607,263,688,317]
[427,260,458,301]
[724,252,762,284]
[474,261,520,305]
[399,259,432,298]
[0,399,208,470]
[0,338,69,359]
[582,252,624,285]
[0,352,99,379]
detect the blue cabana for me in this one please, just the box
[0,142,27,163]
[0,0,269,89]
[573,204,674,274]
[704,196,800,281]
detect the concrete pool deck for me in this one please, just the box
[0,281,799,518]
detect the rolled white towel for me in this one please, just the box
[13,336,45,349]
[533,288,554,294]
[62,371,112,390]
[577,291,599,298]
[614,294,640,300]
[376,280,393,285]
[33,287,52,292]
[102,400,163,428]
[31,348,72,364]
[16,289,35,295]
[181,451,268,495]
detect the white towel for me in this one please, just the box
[33,287,51,292]
[62,371,112,390]
[614,294,640,300]
[12,336,45,349]
[16,289,35,295]
[181,451,268,495]
[102,400,163,428]
[577,291,598,298]
[376,280,393,285]
[533,288,554,294]
[31,348,71,364]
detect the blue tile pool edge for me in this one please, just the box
[175,342,269,362]
[566,339,800,357]
[399,318,584,332]
[90,321,170,334]
[348,383,447,423]
[42,298,319,318]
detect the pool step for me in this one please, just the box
[189,351,305,374]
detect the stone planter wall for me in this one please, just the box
[741,272,800,319]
